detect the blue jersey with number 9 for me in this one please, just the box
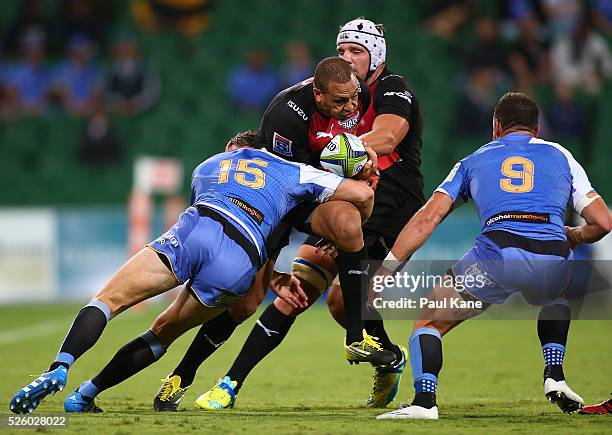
[436,133,597,241]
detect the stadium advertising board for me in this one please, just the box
[0,209,56,302]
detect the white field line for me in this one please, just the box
[0,318,70,346]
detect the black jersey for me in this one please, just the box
[256,77,370,168]
[355,67,426,238]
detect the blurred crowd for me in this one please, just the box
[1,0,611,171]
[428,0,612,166]
[0,0,160,122]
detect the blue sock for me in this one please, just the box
[77,380,100,400]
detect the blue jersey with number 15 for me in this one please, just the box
[436,133,597,241]
[190,148,344,260]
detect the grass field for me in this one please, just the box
[0,302,610,434]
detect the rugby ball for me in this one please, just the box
[319,133,368,178]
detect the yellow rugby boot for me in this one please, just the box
[367,345,407,407]
[195,376,237,410]
[153,374,189,411]
[344,330,396,366]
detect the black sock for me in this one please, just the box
[336,246,368,343]
[173,310,240,388]
[537,304,571,345]
[91,330,166,393]
[49,302,110,372]
[365,308,400,360]
[226,304,295,392]
[538,304,570,382]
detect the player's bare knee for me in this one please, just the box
[149,315,176,347]
[414,319,450,336]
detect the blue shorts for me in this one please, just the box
[451,231,573,306]
[148,206,261,308]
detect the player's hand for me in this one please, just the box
[270,272,309,309]
[564,226,581,250]
[314,238,338,257]
[354,159,373,180]
[364,145,378,173]
[365,173,379,190]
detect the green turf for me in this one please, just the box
[0,303,610,434]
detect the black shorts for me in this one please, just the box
[363,166,424,240]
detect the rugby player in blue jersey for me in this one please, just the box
[375,92,612,420]
[9,130,375,414]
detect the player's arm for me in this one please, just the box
[327,179,374,223]
[565,196,612,248]
[359,113,409,156]
[385,192,454,265]
[562,150,612,248]
[383,159,468,268]
[359,76,414,156]
[296,164,374,224]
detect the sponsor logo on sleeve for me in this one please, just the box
[272,132,293,157]
[287,100,309,121]
[443,162,461,184]
[383,90,413,103]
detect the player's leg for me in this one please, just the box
[222,242,337,389]
[64,286,224,412]
[511,246,584,413]
[151,263,271,412]
[326,282,346,327]
[324,236,407,408]
[377,280,489,420]
[9,247,179,414]
[163,261,272,392]
[538,301,583,413]
[195,268,326,410]
[311,201,395,365]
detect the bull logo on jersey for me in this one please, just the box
[338,113,360,131]
[272,132,293,157]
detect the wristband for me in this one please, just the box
[382,250,402,271]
